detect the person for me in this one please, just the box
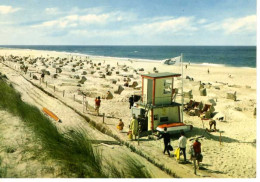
[157,127,171,156]
[178,131,187,162]
[130,115,138,140]
[207,68,210,74]
[185,64,187,69]
[129,95,134,109]
[24,66,28,74]
[85,100,88,111]
[209,120,217,131]
[95,97,98,108]
[193,138,202,168]
[41,72,45,82]
[95,96,101,115]
[117,119,124,131]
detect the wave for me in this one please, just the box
[200,62,226,67]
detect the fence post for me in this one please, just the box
[46,82,47,88]
[74,94,75,101]
[63,90,65,97]
[40,78,41,85]
[54,86,55,92]
[103,113,105,123]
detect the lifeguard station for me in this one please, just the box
[132,72,192,134]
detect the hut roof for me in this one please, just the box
[142,72,181,79]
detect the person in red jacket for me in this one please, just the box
[193,139,202,168]
[95,96,101,115]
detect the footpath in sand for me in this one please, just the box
[0,48,257,178]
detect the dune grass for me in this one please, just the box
[0,157,7,178]
[0,77,151,178]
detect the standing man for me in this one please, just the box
[193,138,202,168]
[129,95,134,109]
[95,96,101,115]
[178,131,187,162]
[157,127,171,156]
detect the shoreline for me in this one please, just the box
[0,47,256,69]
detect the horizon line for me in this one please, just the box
[0,44,256,47]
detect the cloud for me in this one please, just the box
[70,6,104,14]
[198,19,207,24]
[45,7,61,15]
[204,15,256,34]
[0,5,20,14]
[32,13,112,29]
[69,29,129,38]
[79,14,109,24]
[68,16,198,40]
[132,16,197,35]
[31,10,136,29]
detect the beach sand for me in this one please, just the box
[0,48,257,178]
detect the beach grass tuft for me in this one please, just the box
[0,157,7,178]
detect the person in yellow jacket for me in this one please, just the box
[130,115,139,140]
[117,119,124,131]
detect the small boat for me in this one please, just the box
[161,59,176,65]
[161,56,181,65]
[156,122,192,134]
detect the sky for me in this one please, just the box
[0,0,257,45]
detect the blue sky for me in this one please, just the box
[0,0,256,45]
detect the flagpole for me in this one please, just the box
[181,53,184,123]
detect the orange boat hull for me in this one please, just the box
[42,107,60,122]
[156,122,192,133]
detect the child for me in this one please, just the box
[117,119,124,131]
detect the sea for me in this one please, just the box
[0,45,256,68]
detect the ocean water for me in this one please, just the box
[0,45,256,68]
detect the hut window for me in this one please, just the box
[154,114,158,120]
[163,79,172,94]
[160,117,168,122]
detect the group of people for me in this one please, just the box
[158,128,202,168]
[116,114,139,141]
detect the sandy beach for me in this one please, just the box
[0,48,257,178]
